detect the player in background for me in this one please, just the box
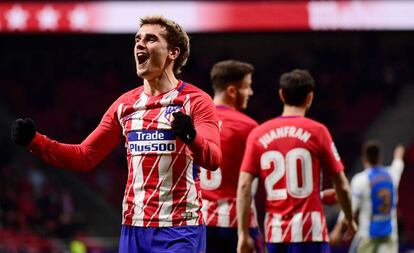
[200,60,263,253]
[11,16,221,253]
[236,69,357,253]
[330,141,405,253]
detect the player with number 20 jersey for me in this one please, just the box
[241,116,342,243]
[237,69,355,253]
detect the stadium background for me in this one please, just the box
[1,1,414,252]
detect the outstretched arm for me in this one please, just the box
[12,105,123,171]
[29,121,122,171]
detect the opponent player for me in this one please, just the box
[11,16,221,253]
[200,60,263,253]
[330,141,405,253]
[236,69,357,253]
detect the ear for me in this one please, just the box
[305,92,314,108]
[278,89,286,103]
[168,47,180,60]
[226,85,237,99]
[362,157,370,168]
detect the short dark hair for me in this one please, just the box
[140,15,190,75]
[279,69,315,106]
[362,140,383,166]
[210,60,254,92]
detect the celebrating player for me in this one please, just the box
[200,60,263,253]
[236,69,357,253]
[330,141,405,253]
[11,16,221,253]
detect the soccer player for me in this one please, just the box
[330,141,405,253]
[11,16,221,253]
[200,60,263,253]
[236,69,357,253]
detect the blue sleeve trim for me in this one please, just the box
[177,81,186,92]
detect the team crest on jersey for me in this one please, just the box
[331,142,341,161]
[128,129,176,154]
[164,105,183,122]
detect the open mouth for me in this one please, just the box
[137,52,149,65]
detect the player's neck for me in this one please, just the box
[213,94,236,110]
[364,161,382,169]
[143,70,178,96]
[282,105,306,117]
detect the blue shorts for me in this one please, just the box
[119,225,206,253]
[205,226,264,253]
[267,242,331,253]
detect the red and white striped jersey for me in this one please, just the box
[29,80,221,227]
[240,116,344,243]
[200,105,258,228]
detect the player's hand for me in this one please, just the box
[237,233,256,253]
[393,144,405,160]
[11,118,36,146]
[343,219,357,241]
[329,228,342,246]
[321,188,337,205]
[172,112,196,144]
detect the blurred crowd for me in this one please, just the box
[0,157,85,252]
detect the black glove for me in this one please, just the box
[11,118,36,146]
[172,112,196,144]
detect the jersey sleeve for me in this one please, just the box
[387,158,404,186]
[350,174,365,213]
[240,130,261,176]
[28,100,123,171]
[188,93,221,170]
[319,126,344,175]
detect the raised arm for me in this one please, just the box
[388,144,405,184]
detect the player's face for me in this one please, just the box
[235,73,253,110]
[134,24,171,80]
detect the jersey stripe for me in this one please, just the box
[153,154,173,227]
[291,212,304,242]
[265,211,326,243]
[131,156,146,226]
[185,163,201,226]
[217,200,230,227]
[311,211,323,241]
